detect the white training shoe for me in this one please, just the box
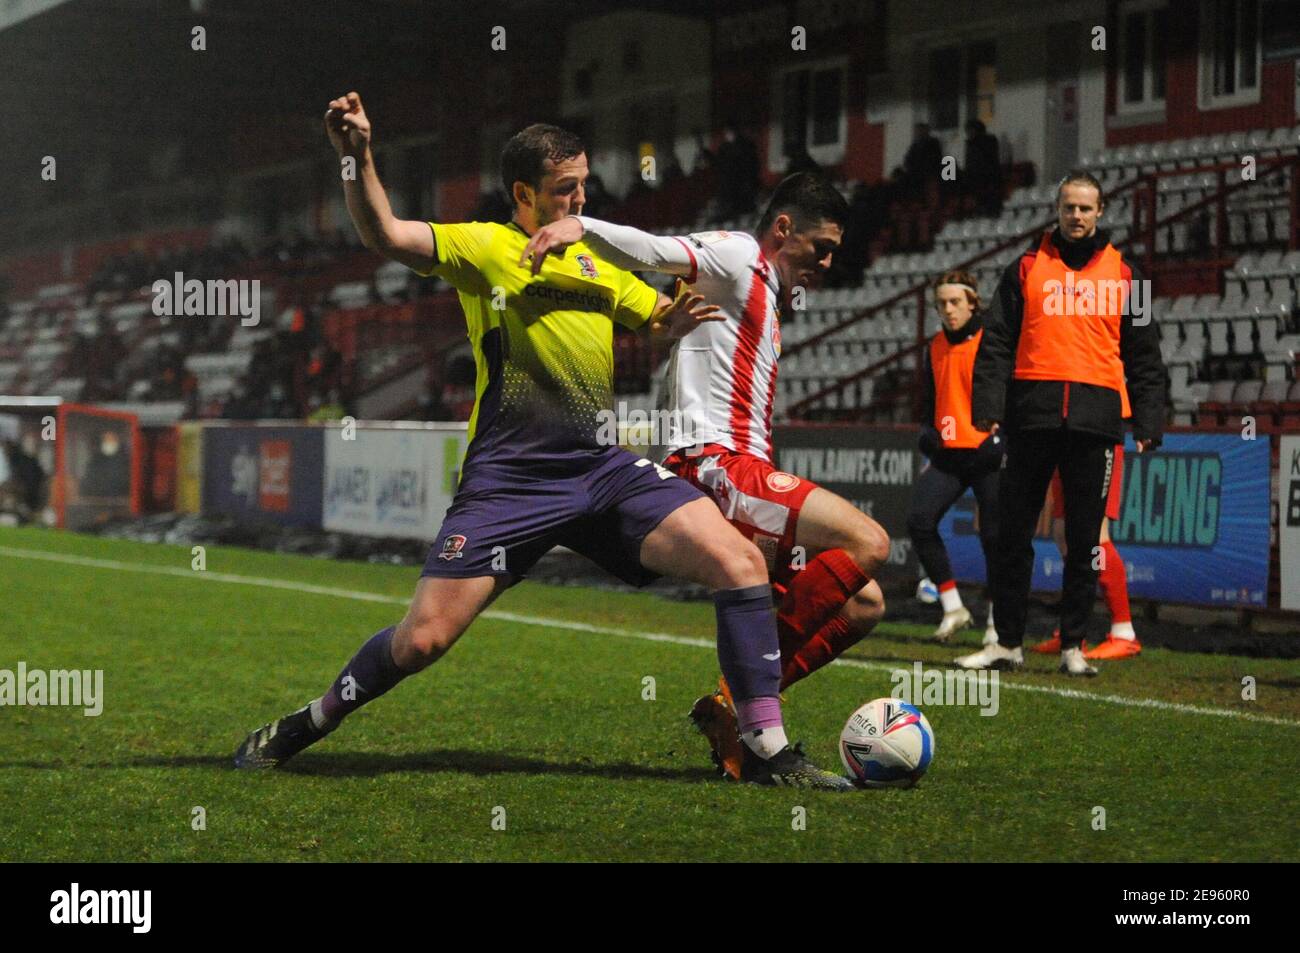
[916,577,939,604]
[984,605,997,645]
[954,642,1024,671]
[1059,646,1098,677]
[933,606,973,642]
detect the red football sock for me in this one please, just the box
[1098,541,1131,625]
[778,548,870,641]
[777,614,805,669]
[781,615,860,690]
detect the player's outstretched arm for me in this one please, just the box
[520,215,695,278]
[325,92,435,274]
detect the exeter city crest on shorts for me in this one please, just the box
[576,254,599,278]
[438,534,468,560]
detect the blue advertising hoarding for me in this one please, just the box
[940,432,1271,606]
[201,425,325,528]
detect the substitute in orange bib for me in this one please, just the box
[955,170,1165,677]
[907,270,1003,644]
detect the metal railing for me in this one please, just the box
[786,151,1300,422]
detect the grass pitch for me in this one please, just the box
[0,524,1296,862]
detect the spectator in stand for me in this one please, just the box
[581,169,612,218]
[440,355,477,421]
[417,381,449,421]
[307,388,347,422]
[303,341,343,407]
[659,147,684,185]
[713,124,760,220]
[784,144,821,177]
[223,374,260,420]
[80,315,127,401]
[963,119,1003,216]
[1188,207,1212,255]
[82,428,131,498]
[470,189,512,224]
[9,432,47,516]
[825,180,873,287]
[689,128,714,175]
[182,368,199,417]
[0,442,11,511]
[263,382,295,419]
[903,122,943,201]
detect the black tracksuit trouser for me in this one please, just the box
[992,426,1117,649]
[907,451,1000,590]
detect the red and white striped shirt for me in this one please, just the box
[658,230,781,462]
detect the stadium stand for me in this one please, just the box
[1,98,1296,436]
[780,124,1300,431]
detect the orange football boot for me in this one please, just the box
[1085,636,1141,660]
[1030,629,1062,654]
[1030,629,1089,654]
[688,677,743,781]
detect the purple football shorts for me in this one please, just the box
[421,445,704,586]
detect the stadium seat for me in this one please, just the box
[1221,378,1266,431]
[1198,134,1226,162]
[374,261,412,302]
[1263,125,1300,155]
[1167,360,1193,398]
[35,282,79,301]
[1207,379,1236,404]
[328,281,372,309]
[1255,313,1280,354]
[1278,250,1300,294]
[1231,379,1264,406]
[1175,136,1204,168]
[1254,379,1292,425]
[1197,379,1237,425]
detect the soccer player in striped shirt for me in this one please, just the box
[233,94,852,790]
[522,173,890,780]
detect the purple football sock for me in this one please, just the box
[713,584,782,702]
[318,625,408,725]
[736,696,783,735]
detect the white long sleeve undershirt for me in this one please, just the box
[573,215,695,277]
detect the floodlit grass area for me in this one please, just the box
[1,525,1296,861]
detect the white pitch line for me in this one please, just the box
[3,543,1297,728]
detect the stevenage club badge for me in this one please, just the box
[766,471,801,493]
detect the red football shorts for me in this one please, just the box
[662,443,818,584]
[1050,443,1124,522]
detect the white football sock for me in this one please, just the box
[1110,621,1136,641]
[939,586,963,613]
[308,697,334,732]
[742,726,790,759]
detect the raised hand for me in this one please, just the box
[324,92,372,159]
